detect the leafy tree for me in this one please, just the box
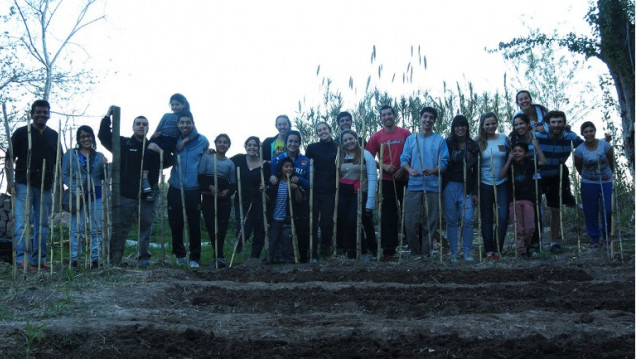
[495,0,635,174]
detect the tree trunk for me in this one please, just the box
[597,0,635,175]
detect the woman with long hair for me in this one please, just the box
[475,113,510,260]
[443,115,479,262]
[62,125,106,268]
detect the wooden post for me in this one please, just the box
[309,159,314,260]
[50,121,61,274]
[570,141,581,253]
[332,147,340,257]
[229,204,252,268]
[532,148,543,252]
[490,149,501,257]
[36,160,45,271]
[176,155,190,264]
[214,153,219,269]
[110,106,122,266]
[597,161,611,258]
[237,167,245,249]
[159,150,166,263]
[137,135,148,264]
[287,174,299,264]
[559,164,565,253]
[511,163,518,258]
[259,147,269,255]
[2,103,17,277]
[438,155,443,262]
[377,145,383,261]
[356,144,363,260]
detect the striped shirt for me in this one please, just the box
[273,182,289,221]
[536,131,583,178]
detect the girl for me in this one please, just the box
[476,113,510,260]
[443,115,479,262]
[62,126,106,268]
[230,136,267,259]
[337,130,377,259]
[199,134,236,268]
[265,157,302,263]
[500,141,546,256]
[574,121,615,248]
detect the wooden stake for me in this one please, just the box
[2,103,17,277]
[399,186,406,263]
[36,159,45,272]
[159,150,166,263]
[413,133,432,256]
[214,153,219,269]
[309,159,314,260]
[597,161,611,258]
[511,162,518,258]
[559,164,564,252]
[287,174,299,264]
[50,120,62,274]
[137,135,147,264]
[438,155,443,262]
[477,153,483,261]
[22,116,32,274]
[176,155,190,263]
[356,145,363,260]
[236,167,245,249]
[532,146,543,252]
[377,144,383,261]
[259,146,270,255]
[229,204,252,268]
[570,141,581,253]
[490,149,501,256]
[332,146,340,257]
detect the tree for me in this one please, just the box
[495,0,635,174]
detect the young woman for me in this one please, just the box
[443,115,479,262]
[476,113,510,260]
[62,126,106,268]
[231,136,267,260]
[337,130,377,259]
[305,122,338,258]
[270,131,311,262]
[574,121,615,248]
[199,134,236,268]
[265,157,302,264]
[499,141,546,256]
[514,90,548,133]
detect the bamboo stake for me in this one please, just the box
[387,142,403,255]
[137,135,147,264]
[86,156,96,267]
[459,155,467,258]
[287,174,299,263]
[356,146,363,260]
[532,146,543,252]
[67,131,73,269]
[377,144,383,261]
[36,159,45,272]
[613,173,624,261]
[176,155,190,264]
[50,120,62,274]
[229,204,252,268]
[74,151,88,268]
[477,153,483,262]
[309,159,314,260]
[90,162,99,266]
[332,147,340,257]
[2,103,17,277]
[102,164,110,265]
[490,149,502,256]
[259,147,270,256]
[413,133,432,256]
[511,162,518,258]
[399,186,406,263]
[570,141,581,253]
[597,160,611,258]
[159,150,166,263]
[559,164,565,253]
[214,153,219,269]
[237,167,245,249]
[22,117,32,274]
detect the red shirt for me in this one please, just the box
[365,127,411,181]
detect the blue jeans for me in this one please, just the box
[580,182,612,243]
[479,182,509,253]
[70,197,102,262]
[443,181,474,257]
[14,183,52,265]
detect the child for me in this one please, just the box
[264,157,302,264]
[500,141,546,256]
[144,93,199,198]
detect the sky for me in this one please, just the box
[8,0,607,158]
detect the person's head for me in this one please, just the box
[419,106,437,132]
[132,116,149,139]
[276,157,295,178]
[478,112,499,138]
[315,121,333,141]
[380,105,396,128]
[511,142,528,162]
[169,93,190,113]
[244,136,260,156]
[76,125,96,150]
[30,99,51,128]
[337,111,353,131]
[340,129,359,151]
[214,133,231,155]
[275,115,292,137]
[450,115,470,141]
[285,130,301,153]
[177,110,194,137]
[545,110,567,137]
[512,113,531,137]
[515,90,533,111]
[580,121,596,142]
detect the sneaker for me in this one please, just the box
[217,258,227,268]
[464,255,474,262]
[189,261,200,269]
[382,254,393,261]
[142,178,152,193]
[176,257,186,265]
[28,263,49,271]
[138,258,150,268]
[146,186,160,202]
[549,244,563,254]
[91,261,99,269]
[590,242,600,249]
[71,261,78,268]
[485,252,499,261]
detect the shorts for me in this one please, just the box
[149,134,177,153]
[541,170,576,209]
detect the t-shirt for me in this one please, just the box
[365,126,411,181]
[574,140,613,184]
[273,182,289,221]
[509,160,537,202]
[480,134,510,186]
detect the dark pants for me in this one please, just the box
[479,182,509,253]
[268,219,293,263]
[110,196,155,263]
[312,192,335,257]
[234,197,266,258]
[202,195,231,259]
[337,187,376,259]
[167,187,202,261]
[295,201,310,262]
[380,179,406,256]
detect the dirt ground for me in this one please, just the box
[0,247,633,358]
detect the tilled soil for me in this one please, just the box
[0,252,633,358]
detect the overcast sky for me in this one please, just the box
[10,0,605,157]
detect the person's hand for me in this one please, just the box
[535,126,546,134]
[421,168,437,176]
[147,143,161,153]
[269,175,278,186]
[218,189,229,198]
[472,195,478,207]
[151,132,161,139]
[205,148,215,155]
[393,167,407,180]
[604,133,612,143]
[259,184,266,192]
[408,168,421,177]
[383,164,397,174]
[290,176,299,184]
[106,106,114,117]
[290,182,299,191]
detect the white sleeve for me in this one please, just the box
[364,150,377,209]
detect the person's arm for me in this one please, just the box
[227,161,237,196]
[364,150,377,210]
[499,152,513,178]
[400,136,418,176]
[61,151,71,189]
[290,182,302,202]
[533,136,547,167]
[97,115,113,152]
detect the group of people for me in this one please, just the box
[7,90,615,270]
